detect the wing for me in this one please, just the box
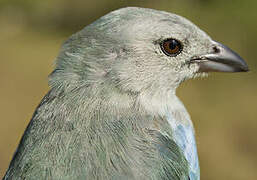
[3,90,63,179]
[3,90,87,180]
[140,127,190,180]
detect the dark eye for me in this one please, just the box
[160,39,183,57]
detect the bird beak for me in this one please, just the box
[190,41,249,72]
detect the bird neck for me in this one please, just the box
[50,85,199,179]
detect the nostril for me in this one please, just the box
[213,46,220,53]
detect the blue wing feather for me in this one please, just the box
[166,113,200,180]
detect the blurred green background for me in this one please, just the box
[0,0,256,179]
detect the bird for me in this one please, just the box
[3,7,248,180]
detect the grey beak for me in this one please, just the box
[190,41,249,72]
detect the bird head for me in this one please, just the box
[50,7,248,95]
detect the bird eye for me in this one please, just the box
[161,39,183,57]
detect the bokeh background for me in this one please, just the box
[0,0,256,179]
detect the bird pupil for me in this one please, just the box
[169,40,178,50]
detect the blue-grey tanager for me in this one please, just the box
[4,7,248,180]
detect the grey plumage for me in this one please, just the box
[4,7,248,180]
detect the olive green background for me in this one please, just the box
[0,0,256,179]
